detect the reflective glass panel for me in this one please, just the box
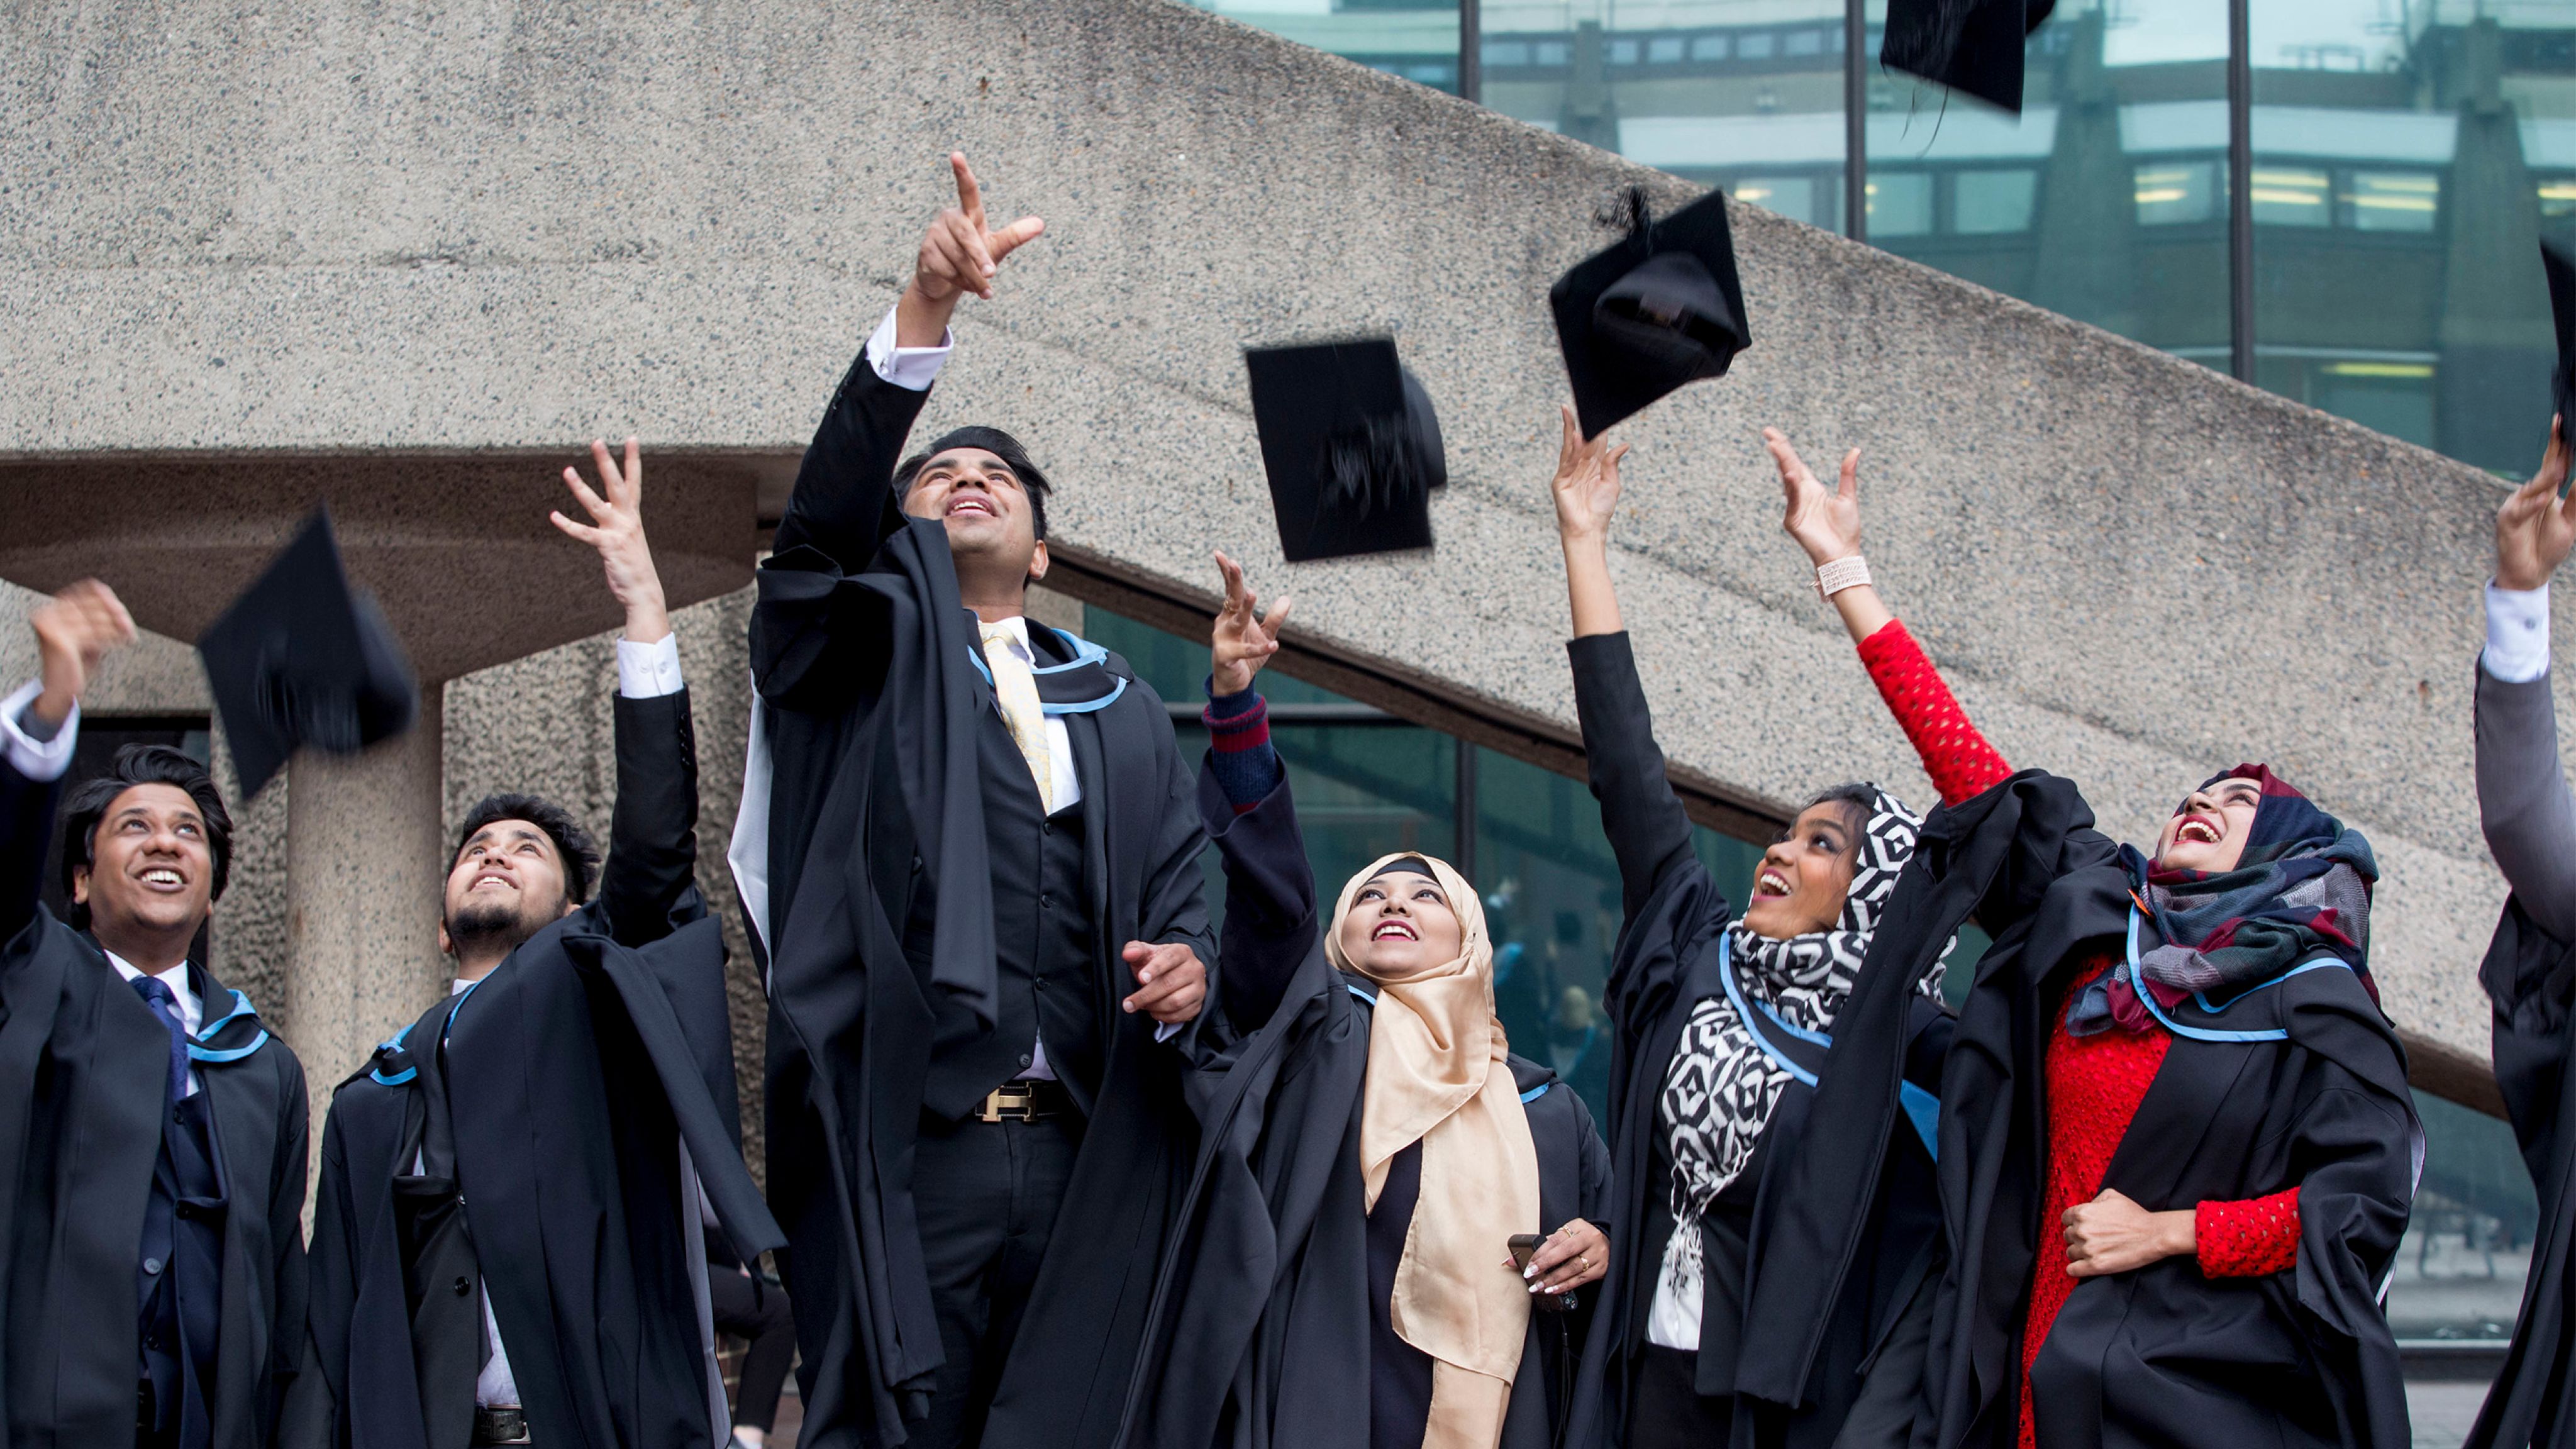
[2250,0,2568,472]
[1180,0,1463,94]
[1482,0,1850,232]
[1863,0,2233,360]
[2389,1091,2537,1341]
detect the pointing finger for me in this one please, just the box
[950,152,984,227]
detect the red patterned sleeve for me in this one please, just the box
[2196,1188,2302,1277]
[1855,619,2014,807]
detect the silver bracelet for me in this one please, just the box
[1815,554,1872,599]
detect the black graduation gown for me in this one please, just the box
[2465,663,2576,1449]
[283,688,784,1449]
[1115,760,1613,1449]
[749,353,1214,1449]
[0,754,310,1449]
[1560,633,1950,1449]
[1824,769,2418,1449]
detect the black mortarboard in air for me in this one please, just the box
[1551,187,1752,441]
[1883,0,2057,114]
[197,508,419,798]
[1244,338,1447,562]
[2546,238,2576,438]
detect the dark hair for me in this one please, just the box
[1794,782,1879,843]
[451,793,600,907]
[894,428,1054,543]
[60,745,233,931]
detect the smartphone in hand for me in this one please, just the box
[1508,1233,1578,1313]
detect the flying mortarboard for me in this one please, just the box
[197,508,420,798]
[1243,338,1448,562]
[1551,187,1752,441]
[2545,237,2575,441]
[1882,0,2058,114]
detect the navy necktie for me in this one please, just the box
[130,975,189,1104]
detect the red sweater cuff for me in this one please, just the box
[2196,1188,2301,1277]
[1857,619,2014,808]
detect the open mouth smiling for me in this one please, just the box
[946,496,997,520]
[2175,817,2223,847]
[1372,921,1418,942]
[138,867,187,892]
[1753,868,1791,898]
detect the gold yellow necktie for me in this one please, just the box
[978,621,1055,813]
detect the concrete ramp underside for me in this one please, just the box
[0,0,2538,1102]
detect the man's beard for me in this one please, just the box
[445,896,550,959]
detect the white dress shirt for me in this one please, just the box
[0,679,79,782]
[2485,580,2551,685]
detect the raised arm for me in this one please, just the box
[1,581,135,941]
[2477,415,2576,941]
[549,438,704,943]
[1190,551,1311,1029]
[1766,428,2012,807]
[770,153,1046,570]
[1551,407,1700,920]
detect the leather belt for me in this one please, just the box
[472,1406,533,1445]
[976,1078,1069,1123]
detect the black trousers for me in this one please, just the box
[1629,1344,1733,1449]
[906,1110,1080,1449]
[709,1265,797,1433]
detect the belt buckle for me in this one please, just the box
[473,1405,532,1445]
[978,1082,1039,1123]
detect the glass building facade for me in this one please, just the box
[1177,0,2553,1345]
[1187,0,2576,474]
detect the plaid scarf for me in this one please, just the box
[2068,763,2378,1036]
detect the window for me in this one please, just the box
[2344,171,2438,233]
[1953,168,2038,234]
[1690,33,1730,61]
[2250,167,2331,228]
[1648,35,1685,64]
[1868,172,1934,237]
[1738,30,1775,60]
[2136,160,2224,226]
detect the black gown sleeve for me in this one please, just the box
[1196,762,1316,1034]
[1567,632,1716,926]
[264,1060,312,1426]
[0,749,64,945]
[770,350,935,570]
[590,689,704,947]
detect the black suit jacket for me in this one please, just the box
[0,747,310,1449]
[749,352,1215,1448]
[284,687,784,1449]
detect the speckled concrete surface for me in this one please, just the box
[0,0,2545,1084]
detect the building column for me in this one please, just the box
[282,684,448,1138]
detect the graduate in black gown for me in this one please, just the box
[1762,428,2421,1449]
[0,579,311,1449]
[2467,414,2576,1449]
[732,154,1214,1449]
[282,440,782,1449]
[1542,415,1957,1449]
[1117,553,1613,1449]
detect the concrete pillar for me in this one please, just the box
[281,685,449,1132]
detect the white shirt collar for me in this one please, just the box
[103,950,201,1036]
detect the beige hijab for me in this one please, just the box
[1324,852,1541,1449]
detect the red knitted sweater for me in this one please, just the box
[1855,620,2303,1449]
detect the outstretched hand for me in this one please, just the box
[1119,940,1208,1024]
[897,153,1047,345]
[2496,414,2575,593]
[551,436,672,644]
[1552,404,1629,545]
[28,579,137,728]
[1211,550,1292,697]
[1767,427,1864,568]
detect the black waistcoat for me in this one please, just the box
[138,1083,227,1449]
[918,708,1100,1119]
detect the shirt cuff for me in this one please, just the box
[2484,581,2551,685]
[0,680,78,782]
[616,633,685,699]
[864,307,954,392]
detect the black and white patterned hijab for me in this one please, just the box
[1652,785,1941,1323]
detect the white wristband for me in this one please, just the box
[1816,554,1872,599]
